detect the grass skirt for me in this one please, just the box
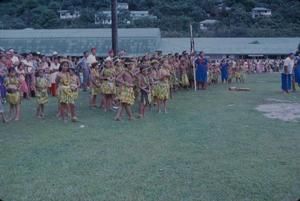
[119,86,135,105]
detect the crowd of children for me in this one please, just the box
[0,47,295,123]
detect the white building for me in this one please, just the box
[130,11,157,20]
[95,10,157,25]
[199,19,219,31]
[251,7,272,19]
[95,11,112,25]
[117,2,129,10]
[58,10,80,20]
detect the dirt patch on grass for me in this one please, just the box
[265,98,292,103]
[256,102,300,122]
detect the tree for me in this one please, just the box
[23,0,39,10]
[41,10,60,28]
[48,2,60,10]
[80,8,96,24]
[0,0,299,37]
[132,18,158,28]
[118,10,131,25]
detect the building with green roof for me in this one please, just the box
[161,38,299,57]
[0,28,299,57]
[0,28,161,56]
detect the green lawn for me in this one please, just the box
[1,73,300,201]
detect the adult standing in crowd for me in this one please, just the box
[293,51,300,91]
[0,54,8,99]
[220,59,229,83]
[77,51,90,91]
[281,53,294,93]
[8,49,20,66]
[49,55,60,96]
[87,48,97,67]
[195,51,209,90]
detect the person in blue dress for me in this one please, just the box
[0,55,7,100]
[220,59,229,83]
[293,51,300,90]
[281,53,294,93]
[195,51,209,90]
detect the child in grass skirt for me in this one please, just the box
[114,61,136,121]
[89,62,102,107]
[119,85,135,106]
[35,69,49,118]
[5,68,21,121]
[56,60,73,122]
[211,65,220,84]
[69,67,80,122]
[240,65,246,83]
[138,65,151,118]
[235,67,241,83]
[150,60,160,105]
[114,59,125,103]
[180,58,190,87]
[157,60,171,113]
[100,58,116,112]
[16,63,29,99]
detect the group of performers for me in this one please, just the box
[0,48,300,123]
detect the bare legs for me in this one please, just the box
[69,103,77,122]
[90,95,96,107]
[0,113,6,123]
[115,103,133,121]
[9,104,20,121]
[36,104,45,119]
[162,100,167,113]
[103,94,113,112]
[60,103,68,122]
[197,82,207,90]
[157,99,167,113]
[139,102,147,118]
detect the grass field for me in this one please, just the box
[1,73,300,201]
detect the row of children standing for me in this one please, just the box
[0,49,250,123]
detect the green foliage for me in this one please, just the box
[0,0,299,37]
[23,0,39,10]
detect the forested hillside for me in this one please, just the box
[0,0,299,37]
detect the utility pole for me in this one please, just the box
[111,0,118,56]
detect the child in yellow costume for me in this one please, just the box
[157,61,170,113]
[69,67,80,122]
[89,62,101,107]
[138,65,151,118]
[35,69,49,118]
[5,68,21,121]
[100,58,116,112]
[235,68,241,83]
[240,66,246,83]
[114,59,125,102]
[149,60,160,104]
[114,61,136,121]
[180,58,190,87]
[56,60,73,122]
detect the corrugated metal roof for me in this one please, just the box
[252,7,271,11]
[0,29,298,55]
[0,29,161,56]
[0,28,161,38]
[200,19,219,24]
[160,38,299,55]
